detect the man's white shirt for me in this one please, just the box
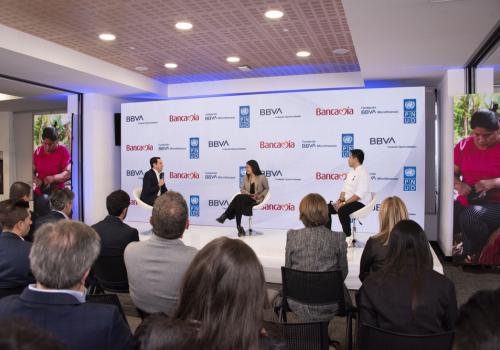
[342,164,371,205]
[153,168,161,196]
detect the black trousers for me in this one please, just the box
[225,194,257,226]
[327,201,365,236]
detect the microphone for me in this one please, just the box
[159,172,164,180]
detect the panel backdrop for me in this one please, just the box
[121,87,425,232]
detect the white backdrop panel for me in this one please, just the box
[121,87,425,232]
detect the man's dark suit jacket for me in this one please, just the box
[34,210,66,231]
[0,288,134,350]
[0,232,35,289]
[92,215,139,257]
[140,169,167,206]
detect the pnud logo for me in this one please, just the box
[190,195,200,217]
[403,99,417,124]
[239,166,246,187]
[341,133,354,158]
[189,137,199,159]
[239,106,250,128]
[403,166,417,191]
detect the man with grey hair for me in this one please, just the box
[125,191,198,314]
[0,221,133,350]
[35,188,74,231]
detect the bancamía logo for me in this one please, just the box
[190,195,200,217]
[189,137,199,159]
[239,106,250,128]
[239,166,246,187]
[403,166,417,191]
[403,99,417,124]
[341,133,354,158]
[126,144,153,152]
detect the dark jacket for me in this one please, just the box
[92,215,139,257]
[0,288,134,350]
[359,236,389,282]
[0,232,35,289]
[140,169,167,206]
[34,210,66,231]
[359,267,457,334]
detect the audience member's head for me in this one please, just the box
[106,190,130,218]
[0,199,31,236]
[151,191,188,239]
[376,196,409,245]
[174,237,266,350]
[30,221,100,290]
[9,182,31,202]
[0,319,68,350]
[49,189,74,216]
[299,193,328,227]
[454,288,500,350]
[135,313,201,350]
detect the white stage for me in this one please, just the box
[127,222,444,290]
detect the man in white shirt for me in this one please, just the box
[327,149,371,236]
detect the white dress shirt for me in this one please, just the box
[342,164,371,205]
[153,168,161,196]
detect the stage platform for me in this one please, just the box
[126,222,444,290]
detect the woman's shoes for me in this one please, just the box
[216,213,227,224]
[237,226,246,237]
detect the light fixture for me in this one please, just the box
[237,65,252,72]
[135,66,149,71]
[175,22,193,30]
[99,33,116,41]
[226,56,240,63]
[164,62,178,69]
[333,48,350,55]
[265,10,284,19]
[0,93,22,101]
[296,51,311,58]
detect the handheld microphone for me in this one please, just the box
[160,172,164,179]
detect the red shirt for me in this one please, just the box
[33,144,70,193]
[454,136,500,203]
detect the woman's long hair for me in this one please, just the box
[374,196,409,245]
[246,159,263,176]
[379,220,433,313]
[173,237,266,350]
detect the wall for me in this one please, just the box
[424,88,437,241]
[0,112,14,200]
[82,93,123,225]
[13,112,34,186]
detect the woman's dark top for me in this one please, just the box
[359,236,389,282]
[250,183,255,194]
[359,266,457,334]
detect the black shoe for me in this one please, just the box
[237,226,246,237]
[216,213,227,224]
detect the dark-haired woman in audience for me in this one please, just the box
[216,160,269,237]
[359,196,408,282]
[359,220,457,334]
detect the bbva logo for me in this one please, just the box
[262,170,283,177]
[208,200,229,207]
[126,170,144,177]
[208,140,229,147]
[125,115,144,122]
[260,108,283,116]
[369,137,396,145]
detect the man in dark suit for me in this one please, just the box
[91,190,139,289]
[0,200,35,295]
[140,156,167,206]
[35,188,73,231]
[0,220,134,350]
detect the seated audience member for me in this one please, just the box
[125,191,197,315]
[282,193,348,321]
[0,319,68,350]
[359,196,408,282]
[9,181,37,242]
[91,190,139,287]
[35,188,73,230]
[359,220,457,334]
[454,288,500,350]
[173,236,282,350]
[0,200,35,296]
[0,221,134,350]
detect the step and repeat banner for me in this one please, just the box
[121,87,425,232]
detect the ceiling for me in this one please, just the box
[0,0,359,84]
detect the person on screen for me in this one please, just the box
[216,160,269,237]
[33,127,71,216]
[140,157,167,207]
[453,109,500,264]
[326,149,371,237]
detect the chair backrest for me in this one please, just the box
[282,322,330,350]
[359,324,454,350]
[92,255,129,293]
[86,293,128,324]
[254,190,271,210]
[281,267,346,312]
[132,187,153,210]
[349,192,377,220]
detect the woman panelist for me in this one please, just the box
[216,160,269,237]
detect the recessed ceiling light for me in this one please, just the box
[99,33,116,41]
[333,48,350,55]
[265,10,284,19]
[296,51,311,58]
[226,56,240,63]
[0,93,22,101]
[237,65,252,72]
[175,22,193,30]
[129,46,135,50]
[164,63,178,69]
[135,66,148,71]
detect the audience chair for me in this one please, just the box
[86,293,128,325]
[91,255,130,293]
[349,192,377,248]
[280,267,356,350]
[0,286,25,299]
[132,188,153,210]
[281,321,330,350]
[231,191,271,235]
[359,323,454,350]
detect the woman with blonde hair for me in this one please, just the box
[359,196,408,282]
